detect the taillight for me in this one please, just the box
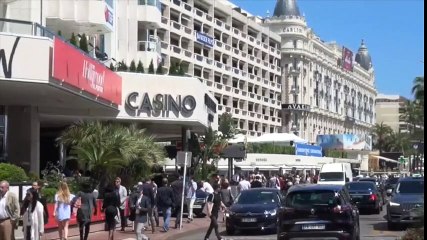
[333,205,342,213]
[369,194,377,201]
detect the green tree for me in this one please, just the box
[136,60,144,73]
[79,33,89,53]
[412,76,424,103]
[169,63,185,76]
[372,122,393,154]
[117,60,128,71]
[148,59,155,74]
[188,127,227,180]
[57,30,62,37]
[57,121,165,186]
[69,33,78,47]
[218,113,240,140]
[156,61,164,74]
[109,62,115,71]
[129,60,137,72]
[168,64,177,75]
[402,101,424,141]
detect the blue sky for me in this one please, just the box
[231,0,424,99]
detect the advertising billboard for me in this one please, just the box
[52,37,122,105]
[342,47,353,71]
[195,32,214,48]
[316,134,372,151]
[295,144,323,157]
[0,34,50,81]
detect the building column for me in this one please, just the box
[6,106,40,174]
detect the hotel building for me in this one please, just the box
[375,94,410,133]
[264,0,377,143]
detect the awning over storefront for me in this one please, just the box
[370,155,400,163]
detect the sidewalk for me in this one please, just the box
[15,216,213,240]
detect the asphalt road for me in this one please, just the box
[177,208,407,240]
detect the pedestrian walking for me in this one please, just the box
[71,182,97,240]
[156,178,174,232]
[128,185,140,231]
[171,174,184,229]
[22,188,44,240]
[219,180,233,222]
[141,177,156,233]
[0,180,20,240]
[114,177,128,231]
[102,184,120,240]
[250,175,263,188]
[237,176,251,194]
[135,190,150,240]
[185,176,197,223]
[204,183,226,240]
[53,182,74,240]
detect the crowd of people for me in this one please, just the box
[0,170,320,240]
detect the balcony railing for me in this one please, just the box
[138,41,159,52]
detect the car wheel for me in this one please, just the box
[226,226,235,235]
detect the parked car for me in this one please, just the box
[386,176,424,230]
[358,178,386,205]
[277,184,360,240]
[345,181,383,214]
[225,188,283,235]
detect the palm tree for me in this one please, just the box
[402,101,424,140]
[57,121,165,185]
[412,76,424,103]
[387,131,410,155]
[372,122,393,154]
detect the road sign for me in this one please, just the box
[176,151,192,167]
[399,156,405,164]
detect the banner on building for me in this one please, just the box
[295,144,323,157]
[342,47,353,71]
[316,134,372,151]
[195,32,214,48]
[52,37,122,105]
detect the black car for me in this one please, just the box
[345,181,383,214]
[386,176,424,229]
[358,178,386,205]
[225,188,283,235]
[385,177,399,192]
[277,184,360,240]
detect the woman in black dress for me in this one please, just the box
[102,184,120,240]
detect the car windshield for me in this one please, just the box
[285,190,337,208]
[235,191,279,205]
[319,172,344,181]
[346,182,376,191]
[396,181,424,194]
[387,178,399,184]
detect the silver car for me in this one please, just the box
[386,176,424,230]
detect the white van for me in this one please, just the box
[317,163,353,185]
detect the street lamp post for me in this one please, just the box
[412,143,419,173]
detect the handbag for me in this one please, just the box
[114,207,121,224]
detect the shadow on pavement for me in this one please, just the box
[372,222,407,232]
[220,229,276,237]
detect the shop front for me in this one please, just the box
[0,28,122,174]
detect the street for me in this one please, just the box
[176,208,407,240]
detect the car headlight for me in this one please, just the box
[264,209,277,216]
[225,211,234,218]
[389,201,400,206]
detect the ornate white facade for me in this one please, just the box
[264,0,377,143]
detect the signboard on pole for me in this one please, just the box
[176,151,192,167]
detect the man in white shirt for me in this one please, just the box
[237,176,251,194]
[202,181,214,194]
[0,180,20,240]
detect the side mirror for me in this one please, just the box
[386,189,393,196]
[345,177,350,183]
